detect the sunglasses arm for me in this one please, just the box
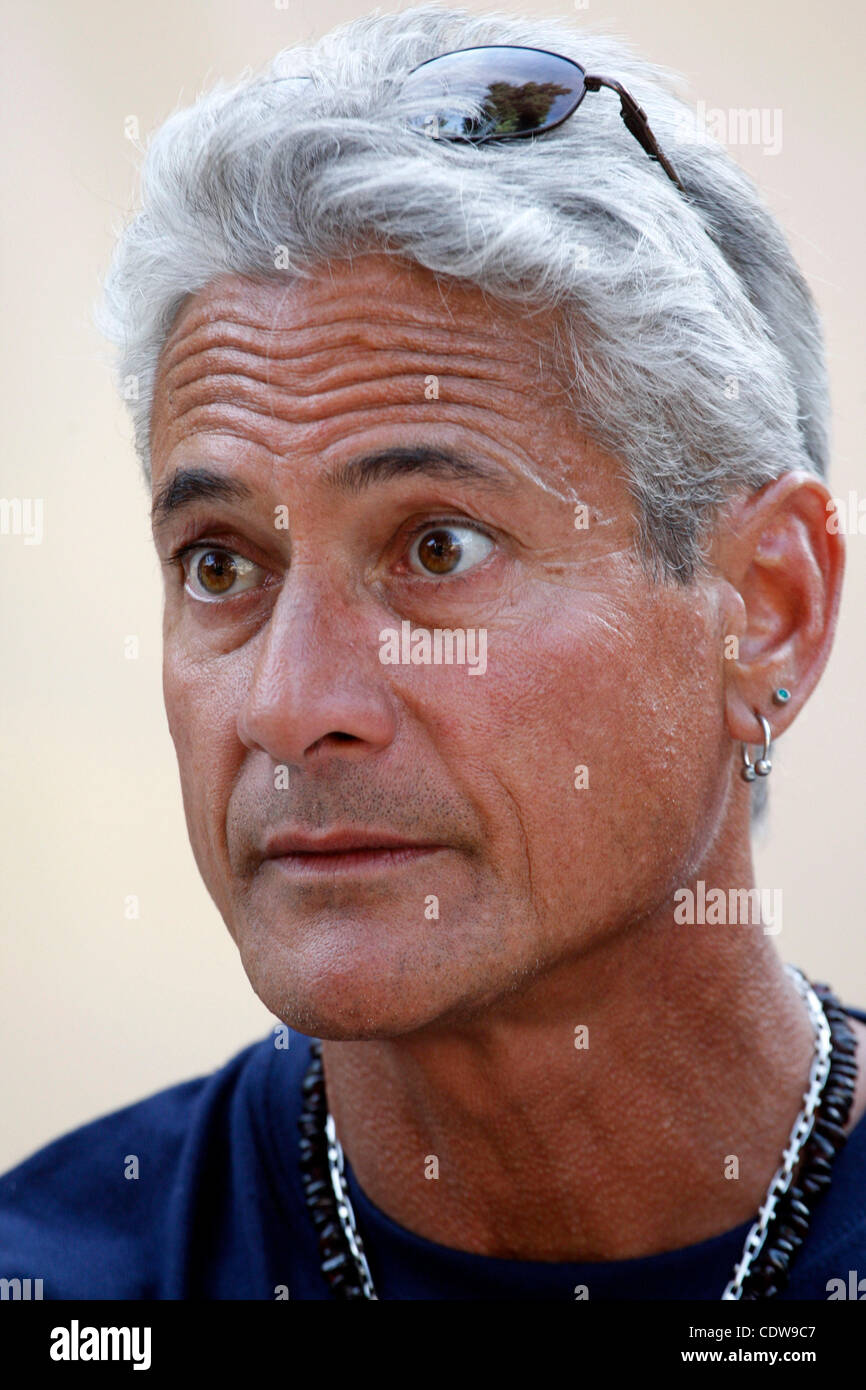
[584,74,685,192]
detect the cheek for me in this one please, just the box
[163,647,242,888]
[441,600,727,921]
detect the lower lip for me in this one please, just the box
[265,846,447,878]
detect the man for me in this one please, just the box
[1,5,864,1300]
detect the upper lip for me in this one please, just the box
[261,829,444,857]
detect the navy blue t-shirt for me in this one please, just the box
[1,1016,865,1300]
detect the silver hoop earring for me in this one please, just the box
[741,712,772,782]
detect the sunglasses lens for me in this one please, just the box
[403,46,585,141]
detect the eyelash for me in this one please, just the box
[166,516,497,597]
[167,538,242,570]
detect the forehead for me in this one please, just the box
[149,252,572,482]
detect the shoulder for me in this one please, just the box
[785,1002,866,1298]
[0,1030,305,1299]
[841,1011,866,1135]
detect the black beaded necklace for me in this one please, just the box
[298,975,858,1300]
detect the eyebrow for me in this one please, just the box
[325,446,515,495]
[151,468,253,528]
[151,447,514,529]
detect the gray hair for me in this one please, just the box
[97,2,829,817]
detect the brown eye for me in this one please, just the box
[408,524,494,577]
[182,547,264,602]
[197,550,237,594]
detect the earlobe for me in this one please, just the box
[725,682,797,746]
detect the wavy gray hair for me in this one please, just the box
[93,4,828,575]
[98,2,828,817]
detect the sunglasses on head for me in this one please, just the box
[401,44,685,192]
[269,43,685,193]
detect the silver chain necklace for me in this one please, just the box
[322,964,833,1301]
[324,1111,379,1299]
[721,965,831,1298]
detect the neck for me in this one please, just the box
[320,860,859,1262]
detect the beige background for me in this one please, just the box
[1,0,864,1172]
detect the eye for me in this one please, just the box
[406,523,494,577]
[180,546,266,602]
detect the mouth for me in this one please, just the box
[259,829,448,879]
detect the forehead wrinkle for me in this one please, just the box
[156,317,560,439]
[153,293,568,464]
[160,376,553,443]
[163,274,547,353]
[157,323,552,408]
[157,280,563,405]
[160,344,541,403]
[160,307,535,362]
[152,273,577,501]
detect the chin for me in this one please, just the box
[236,926,463,1042]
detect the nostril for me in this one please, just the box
[309,731,359,750]
[304,730,363,758]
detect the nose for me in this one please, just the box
[236,569,399,767]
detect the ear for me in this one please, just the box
[710,470,844,745]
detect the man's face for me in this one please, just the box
[150,253,731,1039]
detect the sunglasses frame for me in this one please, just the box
[404,44,685,193]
